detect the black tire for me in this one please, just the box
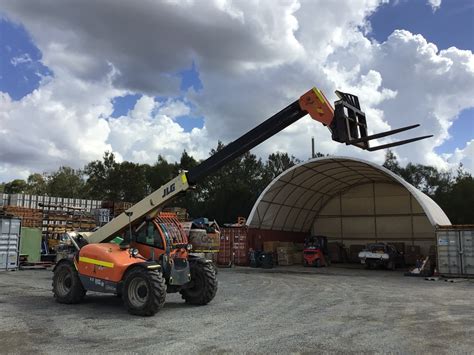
[52,261,86,304]
[122,267,166,316]
[180,262,217,305]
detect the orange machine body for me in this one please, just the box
[77,243,143,283]
[299,87,334,126]
[77,213,188,283]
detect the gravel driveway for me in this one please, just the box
[0,267,473,354]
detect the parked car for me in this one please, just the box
[358,243,404,270]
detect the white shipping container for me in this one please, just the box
[437,227,474,277]
[0,217,21,271]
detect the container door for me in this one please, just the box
[233,229,249,266]
[0,235,9,270]
[461,230,474,276]
[437,230,461,276]
[10,219,21,235]
[1,219,11,234]
[7,235,19,269]
[217,229,232,266]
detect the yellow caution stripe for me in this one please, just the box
[79,256,114,268]
[312,87,326,104]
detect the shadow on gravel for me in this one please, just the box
[7,292,192,320]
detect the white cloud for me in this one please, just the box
[446,140,474,172]
[107,96,210,164]
[427,0,442,12]
[0,0,473,184]
[10,53,32,66]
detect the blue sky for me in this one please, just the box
[0,0,473,179]
[1,1,471,148]
[368,0,474,155]
[0,19,51,100]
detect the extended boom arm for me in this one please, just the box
[86,87,431,244]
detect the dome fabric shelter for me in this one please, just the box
[247,157,450,244]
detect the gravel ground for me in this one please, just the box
[0,266,473,354]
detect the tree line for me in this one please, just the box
[1,146,472,224]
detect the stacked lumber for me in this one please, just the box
[42,206,96,251]
[113,201,133,217]
[1,206,42,228]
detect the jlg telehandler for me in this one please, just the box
[53,87,431,316]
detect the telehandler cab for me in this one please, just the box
[53,86,431,316]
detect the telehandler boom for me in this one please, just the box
[87,88,430,244]
[53,86,431,316]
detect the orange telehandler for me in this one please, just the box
[53,87,431,316]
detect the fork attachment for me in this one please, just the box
[329,90,432,151]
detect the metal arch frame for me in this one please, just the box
[246,156,451,232]
[256,160,353,230]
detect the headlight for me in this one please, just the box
[186,244,193,251]
[129,248,139,257]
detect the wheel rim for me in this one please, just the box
[56,269,73,297]
[128,277,149,308]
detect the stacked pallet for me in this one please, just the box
[7,193,101,211]
[102,201,133,217]
[272,242,303,266]
[92,208,112,226]
[42,205,96,251]
[1,206,42,228]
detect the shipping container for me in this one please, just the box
[246,228,307,250]
[20,227,42,263]
[0,217,21,271]
[217,231,232,266]
[219,227,249,266]
[437,225,474,277]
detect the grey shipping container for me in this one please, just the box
[0,217,21,271]
[437,226,474,277]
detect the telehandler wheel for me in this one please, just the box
[122,267,166,316]
[52,262,86,304]
[180,262,218,305]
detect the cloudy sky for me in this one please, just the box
[0,0,473,182]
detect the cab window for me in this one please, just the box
[135,222,164,249]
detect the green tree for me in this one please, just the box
[179,150,198,171]
[263,152,301,183]
[184,142,266,223]
[145,155,177,193]
[383,150,473,224]
[383,150,402,175]
[4,179,28,194]
[83,152,119,200]
[26,173,48,195]
[47,167,85,198]
[115,161,149,202]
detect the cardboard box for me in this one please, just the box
[278,253,293,266]
[277,247,290,255]
[263,241,279,253]
[278,242,294,249]
[293,251,303,265]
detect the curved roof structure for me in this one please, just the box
[247,156,450,232]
